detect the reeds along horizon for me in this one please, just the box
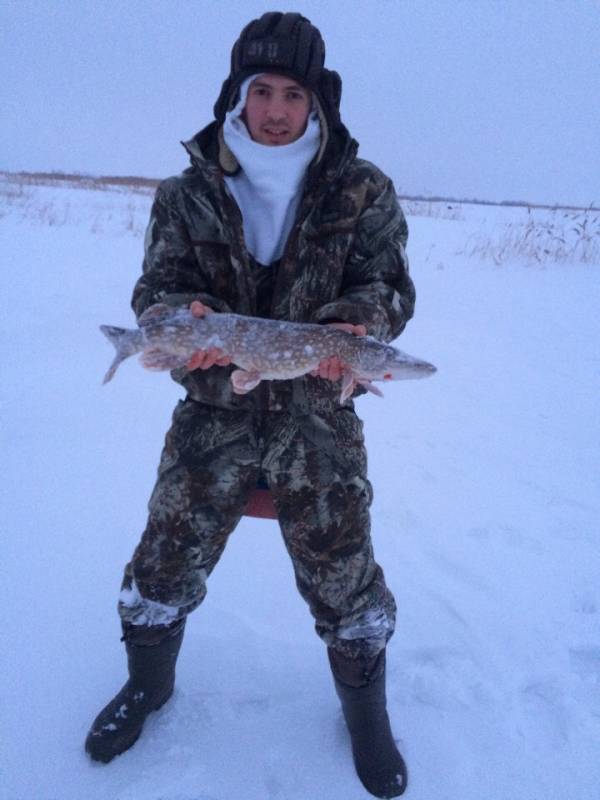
[1,171,597,265]
[460,208,600,266]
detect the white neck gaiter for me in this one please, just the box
[222,75,321,265]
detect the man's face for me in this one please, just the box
[243,73,312,146]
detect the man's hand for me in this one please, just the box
[186,301,232,371]
[310,322,367,382]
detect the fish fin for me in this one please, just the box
[338,370,385,402]
[339,370,357,403]
[140,348,190,372]
[137,303,177,326]
[231,369,262,395]
[357,379,384,398]
[100,324,143,383]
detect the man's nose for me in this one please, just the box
[266,95,286,119]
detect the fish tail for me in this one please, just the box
[100,325,143,384]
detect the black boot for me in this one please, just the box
[85,620,185,763]
[329,648,407,798]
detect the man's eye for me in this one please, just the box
[288,92,304,101]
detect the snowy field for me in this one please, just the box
[1,174,599,800]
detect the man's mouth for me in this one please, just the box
[263,127,289,138]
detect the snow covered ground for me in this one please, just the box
[1,176,599,800]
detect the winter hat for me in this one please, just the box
[214,12,342,133]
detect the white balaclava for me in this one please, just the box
[222,74,321,266]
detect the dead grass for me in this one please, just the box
[1,171,598,264]
[402,199,464,221]
[0,170,158,195]
[0,170,152,235]
[460,207,600,265]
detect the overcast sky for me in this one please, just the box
[2,0,598,206]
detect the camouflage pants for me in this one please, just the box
[118,397,396,660]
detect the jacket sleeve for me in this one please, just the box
[131,181,232,319]
[312,175,415,342]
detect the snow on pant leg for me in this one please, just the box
[119,398,260,627]
[264,408,396,661]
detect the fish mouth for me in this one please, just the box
[419,361,437,375]
[409,360,437,377]
[387,359,437,380]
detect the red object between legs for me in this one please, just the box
[244,488,278,520]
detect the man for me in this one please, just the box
[86,12,415,799]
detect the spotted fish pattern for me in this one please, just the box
[101,304,435,402]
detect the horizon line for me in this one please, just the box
[0,169,595,213]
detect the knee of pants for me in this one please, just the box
[124,482,245,613]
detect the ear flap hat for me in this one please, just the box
[213,12,343,136]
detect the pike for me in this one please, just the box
[100,303,436,402]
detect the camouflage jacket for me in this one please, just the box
[131,122,416,413]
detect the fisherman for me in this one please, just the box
[86,12,416,798]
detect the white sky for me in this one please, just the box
[2,0,598,205]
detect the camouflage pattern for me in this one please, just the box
[119,121,415,659]
[119,398,396,660]
[131,122,416,413]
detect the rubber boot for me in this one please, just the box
[85,620,184,763]
[329,648,407,798]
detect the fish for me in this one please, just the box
[100,303,436,402]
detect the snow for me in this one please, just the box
[119,581,182,627]
[1,178,599,800]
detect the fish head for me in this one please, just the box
[355,340,437,382]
